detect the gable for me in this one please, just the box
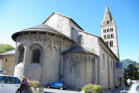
[43,12,83,38]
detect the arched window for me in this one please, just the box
[17,44,25,63]
[31,47,41,63]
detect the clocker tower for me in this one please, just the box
[101,5,119,58]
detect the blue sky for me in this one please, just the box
[0,0,139,61]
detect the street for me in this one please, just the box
[44,88,80,93]
[44,87,129,93]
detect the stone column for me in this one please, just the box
[13,44,21,76]
[95,57,98,84]
[13,44,20,67]
[23,45,30,78]
[40,46,45,83]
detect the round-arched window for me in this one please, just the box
[17,44,25,63]
[31,47,41,63]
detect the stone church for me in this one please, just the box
[12,5,123,89]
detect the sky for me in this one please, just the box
[0,0,139,61]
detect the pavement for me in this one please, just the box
[103,86,129,93]
[44,88,80,93]
[44,86,129,93]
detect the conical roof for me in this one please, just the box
[103,5,113,22]
[12,24,70,41]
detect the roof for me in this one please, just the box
[103,5,113,22]
[62,45,96,55]
[71,28,119,60]
[22,24,61,33]
[12,24,71,41]
[0,50,15,56]
[42,12,84,30]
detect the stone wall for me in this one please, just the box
[98,39,118,89]
[44,13,71,38]
[14,33,74,84]
[0,55,14,75]
[70,28,99,55]
[63,53,97,89]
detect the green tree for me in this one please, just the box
[0,44,15,53]
[124,64,139,80]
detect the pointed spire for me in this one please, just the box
[103,5,113,22]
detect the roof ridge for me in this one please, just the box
[42,12,84,30]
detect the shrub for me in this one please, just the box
[28,80,40,88]
[82,84,103,93]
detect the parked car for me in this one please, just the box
[131,80,139,85]
[128,83,139,93]
[0,74,21,93]
[45,81,66,90]
[0,70,6,74]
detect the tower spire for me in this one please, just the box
[101,5,119,58]
[103,5,113,22]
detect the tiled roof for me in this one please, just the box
[0,50,15,55]
[62,45,95,55]
[12,24,71,41]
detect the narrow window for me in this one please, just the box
[104,35,106,39]
[32,48,41,63]
[110,41,113,47]
[18,46,24,63]
[111,34,114,38]
[107,34,110,39]
[103,29,106,33]
[107,21,109,24]
[5,58,7,62]
[107,29,109,32]
[110,28,113,31]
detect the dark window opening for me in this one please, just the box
[18,46,24,63]
[5,58,7,62]
[103,29,106,33]
[107,29,109,32]
[110,41,113,47]
[107,34,110,39]
[111,34,114,38]
[104,35,106,39]
[110,28,113,31]
[32,48,41,63]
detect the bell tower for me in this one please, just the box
[101,5,119,58]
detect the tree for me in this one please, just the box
[124,63,139,80]
[0,44,15,53]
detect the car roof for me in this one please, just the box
[0,74,18,78]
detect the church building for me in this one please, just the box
[12,5,123,89]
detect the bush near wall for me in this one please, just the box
[82,84,103,93]
[28,80,40,88]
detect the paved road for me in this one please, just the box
[104,87,129,93]
[44,87,129,93]
[44,88,80,93]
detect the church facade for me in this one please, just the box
[12,6,123,89]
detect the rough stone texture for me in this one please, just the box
[62,53,97,89]
[12,12,123,90]
[101,5,119,58]
[14,33,73,84]
[0,54,14,75]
